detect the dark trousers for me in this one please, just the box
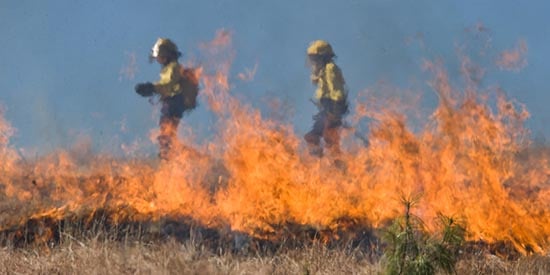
[158,94,185,160]
[158,115,180,160]
[304,110,342,157]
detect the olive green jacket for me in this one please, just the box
[312,62,347,102]
[154,61,185,98]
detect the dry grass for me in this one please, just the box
[0,196,548,274]
[0,181,549,274]
[1,232,550,275]
[0,237,379,274]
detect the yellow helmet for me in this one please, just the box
[150,38,181,61]
[307,40,334,56]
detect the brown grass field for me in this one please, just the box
[1,238,550,274]
[0,218,549,275]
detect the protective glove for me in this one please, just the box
[135,82,155,97]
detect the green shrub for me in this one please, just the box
[381,196,466,275]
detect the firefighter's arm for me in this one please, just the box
[323,64,348,116]
[153,63,181,97]
[325,63,345,102]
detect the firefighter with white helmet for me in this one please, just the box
[135,38,199,160]
[304,40,349,157]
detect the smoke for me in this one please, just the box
[0,106,19,174]
[118,51,138,81]
[2,1,550,255]
[237,62,258,82]
[496,39,528,72]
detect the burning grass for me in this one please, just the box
[2,30,550,273]
[0,169,379,254]
[0,218,550,274]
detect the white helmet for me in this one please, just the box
[149,38,181,62]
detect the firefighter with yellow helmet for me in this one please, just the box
[135,38,199,160]
[304,40,349,157]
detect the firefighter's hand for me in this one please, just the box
[135,82,155,97]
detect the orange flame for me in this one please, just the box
[0,107,18,165]
[1,31,549,255]
[497,39,528,72]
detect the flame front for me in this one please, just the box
[1,31,549,254]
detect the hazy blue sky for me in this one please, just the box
[1,1,549,155]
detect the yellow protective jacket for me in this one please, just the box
[312,62,347,103]
[154,61,185,99]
